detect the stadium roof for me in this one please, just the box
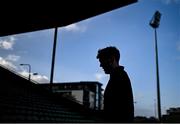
[0,0,137,37]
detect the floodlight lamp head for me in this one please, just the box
[149,11,161,28]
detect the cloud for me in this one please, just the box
[0,36,15,50]
[63,23,86,32]
[135,107,154,117]
[134,93,144,100]
[164,0,172,4]
[94,73,106,81]
[160,0,180,4]
[0,56,17,69]
[32,75,49,83]
[19,71,49,83]
[6,54,20,62]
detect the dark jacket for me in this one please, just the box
[103,66,134,122]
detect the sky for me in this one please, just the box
[0,0,179,117]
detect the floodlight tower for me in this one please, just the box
[149,10,162,122]
[20,64,31,81]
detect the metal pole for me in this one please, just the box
[154,28,161,122]
[154,99,157,118]
[50,27,58,91]
[28,64,31,81]
[20,64,31,81]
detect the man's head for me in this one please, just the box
[97,46,120,74]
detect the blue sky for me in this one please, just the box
[0,0,179,117]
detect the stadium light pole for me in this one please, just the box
[149,10,162,122]
[50,27,58,92]
[20,63,31,81]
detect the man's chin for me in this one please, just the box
[104,70,110,74]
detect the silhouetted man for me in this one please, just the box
[96,46,134,122]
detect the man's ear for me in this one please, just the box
[108,56,115,64]
[111,56,118,66]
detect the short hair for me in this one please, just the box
[96,46,120,62]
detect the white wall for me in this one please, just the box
[71,90,83,104]
[89,91,95,109]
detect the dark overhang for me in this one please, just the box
[0,0,137,37]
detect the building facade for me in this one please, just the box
[40,81,103,110]
[166,107,180,115]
